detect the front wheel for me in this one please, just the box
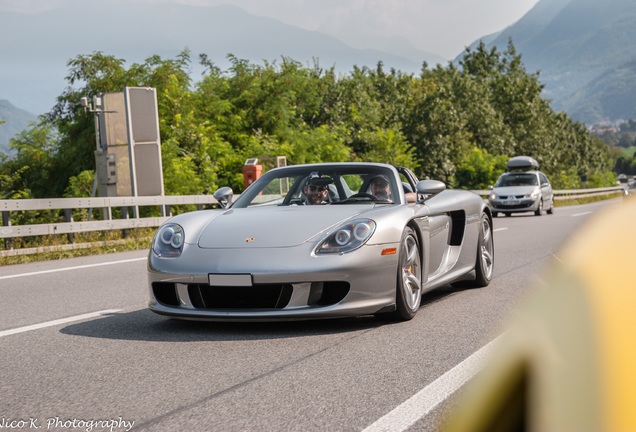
[379,227,422,321]
[473,213,494,287]
[534,198,544,216]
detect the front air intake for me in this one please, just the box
[187,283,293,309]
[152,282,180,306]
[308,281,350,306]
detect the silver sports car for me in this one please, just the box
[147,162,494,321]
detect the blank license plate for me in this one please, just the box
[208,274,253,286]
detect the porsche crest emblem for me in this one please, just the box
[245,237,255,243]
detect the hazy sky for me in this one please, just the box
[0,0,541,59]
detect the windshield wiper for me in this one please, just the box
[332,196,392,204]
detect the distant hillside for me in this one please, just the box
[562,59,636,122]
[0,2,443,117]
[0,100,38,155]
[462,0,636,124]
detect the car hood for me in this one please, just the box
[492,186,538,196]
[197,205,372,248]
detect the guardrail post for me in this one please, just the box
[2,210,12,250]
[121,206,129,239]
[64,209,74,244]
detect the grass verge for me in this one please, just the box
[0,229,153,266]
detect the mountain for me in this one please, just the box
[0,100,38,155]
[0,2,444,117]
[462,0,636,124]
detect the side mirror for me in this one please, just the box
[213,187,234,209]
[415,180,446,202]
[488,185,494,190]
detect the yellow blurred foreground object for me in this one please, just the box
[443,198,636,432]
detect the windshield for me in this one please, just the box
[495,173,538,187]
[231,164,401,208]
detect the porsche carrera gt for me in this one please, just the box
[147,162,494,321]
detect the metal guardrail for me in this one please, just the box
[471,186,624,200]
[0,195,220,239]
[552,186,625,200]
[0,195,220,256]
[0,186,625,255]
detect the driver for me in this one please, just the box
[303,174,333,205]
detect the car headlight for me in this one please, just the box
[529,189,540,199]
[489,193,497,201]
[316,219,376,255]
[152,223,185,257]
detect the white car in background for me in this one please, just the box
[488,156,554,217]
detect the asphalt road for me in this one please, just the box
[0,200,619,432]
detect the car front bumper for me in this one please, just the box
[147,242,400,321]
[488,197,539,214]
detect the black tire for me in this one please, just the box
[534,198,544,216]
[505,212,511,217]
[473,213,494,287]
[378,226,422,321]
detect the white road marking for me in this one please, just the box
[493,227,508,232]
[0,257,146,280]
[572,211,592,217]
[0,309,121,338]
[362,336,502,432]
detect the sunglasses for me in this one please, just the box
[308,185,327,192]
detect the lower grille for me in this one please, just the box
[498,203,533,209]
[188,283,293,309]
[151,280,351,310]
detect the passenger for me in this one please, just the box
[369,175,392,201]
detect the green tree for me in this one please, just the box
[404,65,475,184]
[64,170,94,198]
[355,127,417,168]
[0,44,620,201]
[2,122,59,197]
[279,124,351,165]
[456,147,508,189]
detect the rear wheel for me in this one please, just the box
[379,227,422,321]
[473,214,494,287]
[547,197,554,215]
